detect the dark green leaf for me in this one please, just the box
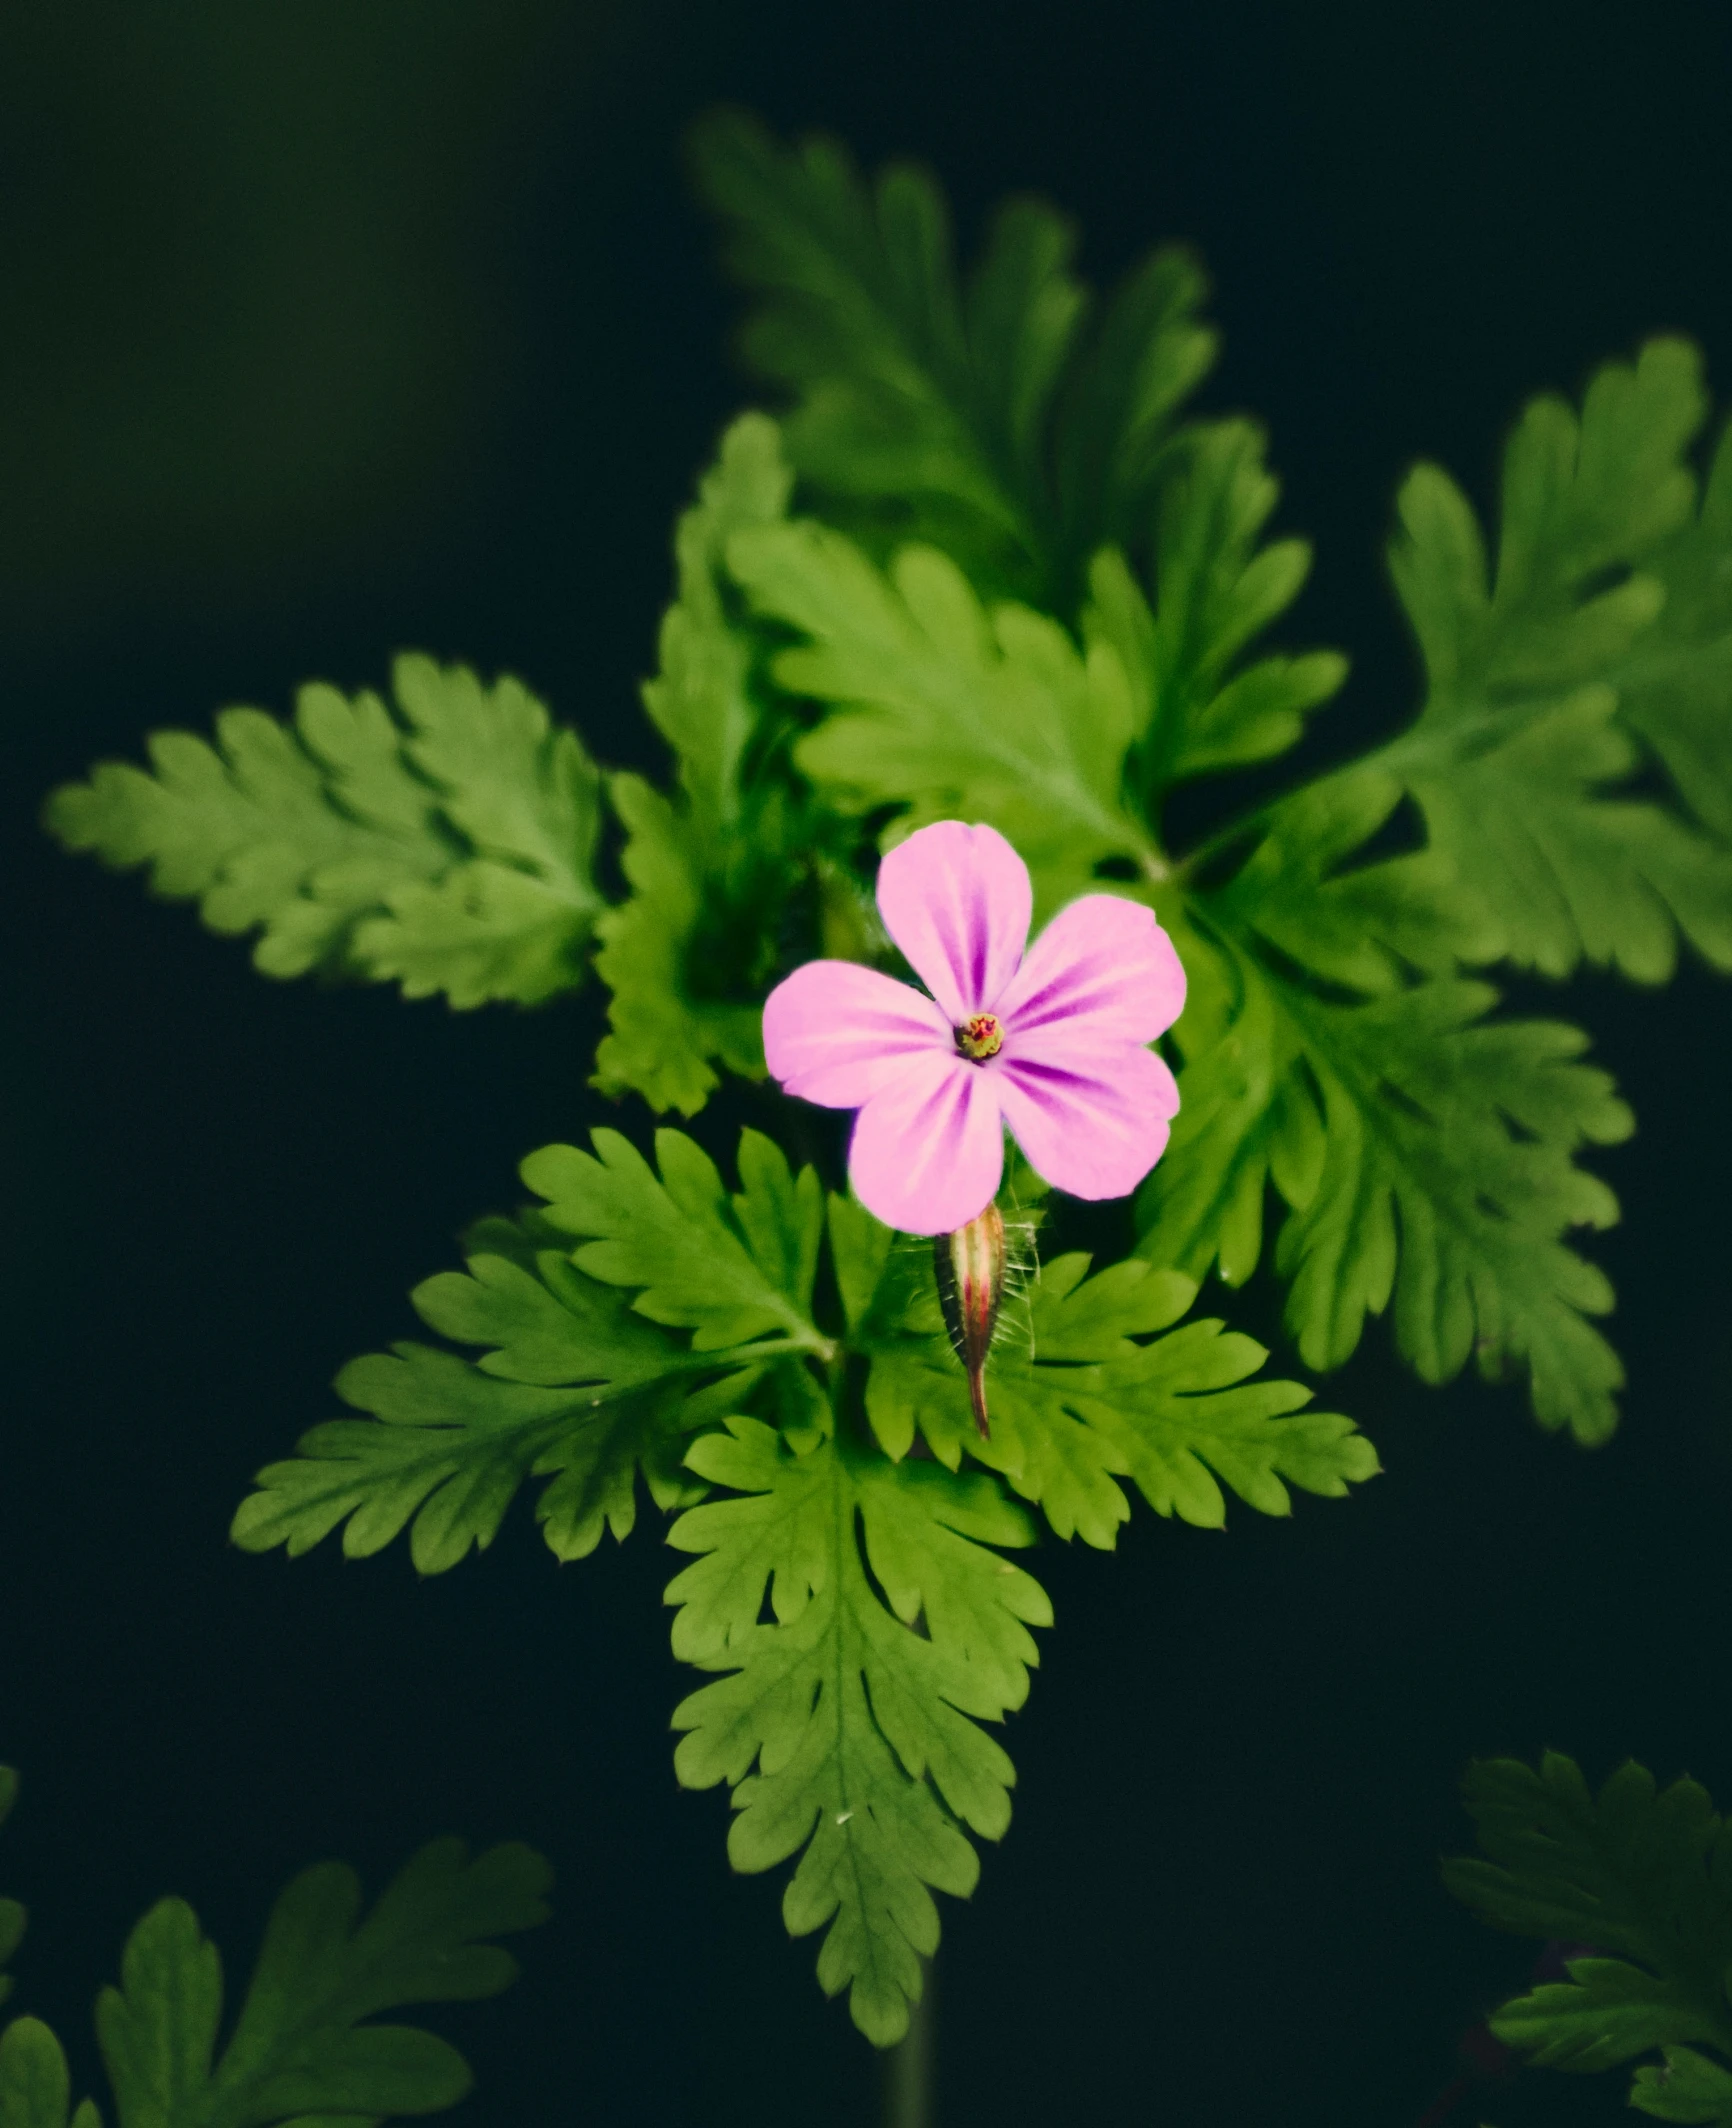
[1447,1755,1732,2083]
[96,1843,547,2128]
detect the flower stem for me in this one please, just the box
[883,1964,935,2128]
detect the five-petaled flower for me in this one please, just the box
[763,820,1187,1234]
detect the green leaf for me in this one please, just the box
[730,517,1157,913]
[0,2020,95,2128]
[591,773,769,1114]
[858,1237,1377,1548]
[1098,419,1347,798]
[522,1126,825,1352]
[1446,1755,1732,2082]
[1620,419,1732,846]
[234,1131,826,1571]
[691,111,1214,606]
[1383,338,1732,983]
[593,414,811,1114]
[96,1841,548,2128]
[1632,2046,1732,2123]
[1051,245,1217,571]
[46,655,602,1008]
[1138,901,1633,1441]
[666,1416,1050,2046]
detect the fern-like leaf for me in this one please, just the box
[666,1415,1049,2046]
[1446,1753,1732,2107]
[729,518,1156,912]
[1383,338,1732,982]
[233,1133,830,1571]
[46,656,602,1008]
[95,1839,548,2128]
[593,415,812,1112]
[850,1212,1376,1548]
[692,110,1214,607]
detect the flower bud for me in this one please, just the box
[933,1200,1006,1439]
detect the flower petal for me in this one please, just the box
[995,1043,1180,1201]
[849,1050,1005,1234]
[763,960,952,1107]
[875,820,1033,1023]
[995,893,1187,1052]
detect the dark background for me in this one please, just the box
[6,2,1732,2123]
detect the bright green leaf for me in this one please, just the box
[859,1241,1376,1548]
[522,1126,825,1352]
[666,1417,1050,2046]
[1139,915,1633,1441]
[235,1130,828,1570]
[1101,419,1347,797]
[730,518,1156,912]
[593,415,808,1113]
[229,1208,741,1573]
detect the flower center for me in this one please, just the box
[955,1011,1004,1062]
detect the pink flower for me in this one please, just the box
[762,821,1187,1234]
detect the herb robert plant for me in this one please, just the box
[45,111,1732,2043]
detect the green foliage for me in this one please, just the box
[730,518,1155,913]
[691,109,1216,607]
[1104,419,1349,794]
[49,108,1732,2057]
[238,1136,1371,2039]
[1384,338,1732,983]
[0,2019,98,2128]
[0,1772,545,2128]
[593,415,810,1112]
[233,1129,830,1573]
[1446,1753,1732,2116]
[1138,918,1634,1443]
[667,1416,1050,2046]
[46,656,602,1008]
[852,1219,1378,1548]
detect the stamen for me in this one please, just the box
[955,1011,1004,1061]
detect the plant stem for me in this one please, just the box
[883,1965,934,2128]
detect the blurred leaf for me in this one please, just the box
[1447,1754,1732,2094]
[47,657,602,1009]
[97,1840,548,2128]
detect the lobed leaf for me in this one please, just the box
[858,1237,1376,1548]
[1448,1753,1732,2101]
[692,110,1215,607]
[593,415,809,1113]
[96,1841,548,2128]
[1384,339,1732,983]
[46,657,602,1009]
[730,518,1155,913]
[1139,914,1633,1442]
[521,1127,824,1351]
[0,2020,98,2128]
[1098,419,1347,800]
[666,1416,1050,2045]
[235,1131,826,1571]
